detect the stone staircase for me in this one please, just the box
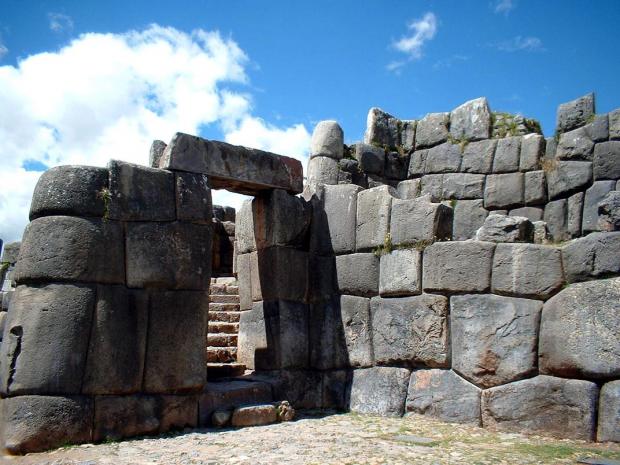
[207,277,245,380]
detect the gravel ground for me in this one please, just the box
[1,411,619,465]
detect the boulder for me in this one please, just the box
[449,97,491,141]
[475,214,534,243]
[379,249,421,296]
[149,140,167,167]
[29,165,109,220]
[335,253,379,297]
[519,134,544,171]
[492,136,521,173]
[424,142,461,173]
[539,278,620,379]
[556,127,595,160]
[482,375,598,440]
[543,199,568,241]
[307,156,339,187]
[211,410,232,427]
[175,171,212,222]
[450,294,542,388]
[460,139,497,174]
[390,197,453,245]
[598,190,620,231]
[556,93,595,133]
[423,241,495,293]
[311,120,344,159]
[546,161,592,200]
[598,381,620,442]
[371,294,449,367]
[452,199,489,240]
[582,181,616,232]
[198,380,273,426]
[524,170,547,205]
[593,141,620,180]
[484,173,524,209]
[415,112,449,149]
[406,369,481,425]
[349,367,411,417]
[231,404,278,427]
[561,232,620,282]
[356,185,397,251]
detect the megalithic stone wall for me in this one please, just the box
[0,161,214,453]
[236,93,619,442]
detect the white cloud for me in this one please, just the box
[494,36,545,52]
[392,12,437,61]
[494,0,516,15]
[48,13,74,33]
[0,25,311,242]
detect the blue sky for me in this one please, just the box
[0,0,619,241]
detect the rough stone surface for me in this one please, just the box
[108,160,175,221]
[143,290,208,393]
[15,216,124,285]
[452,199,488,240]
[598,381,620,442]
[29,165,109,220]
[460,139,497,174]
[371,294,449,367]
[390,197,453,245]
[307,156,339,187]
[149,140,167,167]
[598,190,620,231]
[401,120,416,152]
[532,221,549,244]
[364,108,400,148]
[335,253,379,297]
[415,113,449,149]
[251,247,308,302]
[451,294,542,388]
[508,207,543,221]
[583,181,616,232]
[396,179,421,199]
[424,142,461,173]
[253,189,311,249]
[231,404,278,427]
[385,151,410,180]
[349,367,411,417]
[211,410,232,427]
[556,127,595,161]
[586,114,610,142]
[482,375,598,440]
[311,121,344,159]
[441,173,485,200]
[379,249,421,296]
[406,369,481,425]
[449,97,491,141]
[175,171,212,222]
[1,242,20,264]
[519,134,544,171]
[568,192,584,237]
[1,395,93,454]
[546,161,593,199]
[475,214,534,243]
[593,141,620,180]
[610,108,620,140]
[562,232,620,282]
[93,395,160,441]
[556,93,595,133]
[161,133,303,195]
[423,241,494,292]
[484,173,524,209]
[420,175,443,202]
[236,200,257,254]
[539,278,620,379]
[408,149,428,177]
[355,143,385,175]
[492,136,521,173]
[492,243,564,299]
[543,198,568,241]
[524,170,547,205]
[198,380,273,426]
[0,284,95,395]
[356,185,396,251]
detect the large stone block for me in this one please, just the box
[406,369,481,425]
[484,173,524,209]
[1,395,93,454]
[598,381,620,442]
[396,179,421,199]
[1,242,20,265]
[539,278,620,379]
[492,244,564,299]
[108,160,175,221]
[598,190,620,231]
[252,189,311,249]
[556,126,595,161]
[492,136,521,173]
[475,213,534,243]
[567,191,584,237]
[524,170,547,205]
[519,134,544,171]
[449,97,491,141]
[235,199,257,254]
[125,222,212,290]
[82,286,148,395]
[508,206,543,222]
[424,142,461,173]
[356,185,396,251]
[556,93,595,133]
[335,253,378,297]
[423,241,495,293]
[364,108,400,149]
[441,173,485,200]
[582,180,616,232]
[252,247,308,302]
[384,151,410,180]
[371,294,449,367]
[453,199,488,240]
[585,114,609,142]
[355,143,385,175]
[562,232,620,282]
[307,155,339,187]
[546,161,592,200]
[307,255,337,303]
[451,294,542,388]
[158,395,199,432]
[390,197,452,245]
[237,300,309,370]
[543,198,568,241]
[267,369,323,409]
[175,171,212,222]
[160,132,304,195]
[611,108,620,140]
[143,290,208,393]
[482,375,598,440]
[415,112,449,149]
[311,120,344,159]
[460,139,497,174]
[29,165,109,220]
[593,141,620,180]
[349,367,411,417]
[379,249,421,296]
[93,395,160,441]
[420,174,443,201]
[15,216,124,285]
[198,380,273,426]
[0,284,95,395]
[322,369,353,410]
[408,149,428,177]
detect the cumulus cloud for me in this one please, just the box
[494,0,516,15]
[0,25,311,242]
[494,36,545,52]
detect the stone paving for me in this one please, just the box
[2,412,619,465]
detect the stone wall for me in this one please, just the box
[0,242,20,345]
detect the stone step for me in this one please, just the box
[209,294,240,304]
[207,363,246,381]
[209,311,241,323]
[208,333,238,347]
[207,346,237,363]
[209,302,240,312]
[225,285,239,295]
[208,321,239,334]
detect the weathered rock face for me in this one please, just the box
[335,253,379,297]
[562,232,620,282]
[492,136,521,173]
[149,140,167,168]
[598,190,620,231]
[484,173,524,209]
[356,185,396,251]
[556,93,595,133]
[349,367,411,417]
[307,156,339,188]
[311,120,344,160]
[539,278,620,379]
[598,381,620,442]
[476,214,534,243]
[416,113,449,149]
[449,97,491,141]
[252,189,311,249]
[379,249,422,296]
[460,139,496,174]
[364,108,401,149]
[546,161,592,200]
[482,375,598,440]
[450,294,542,388]
[390,197,453,245]
[355,143,385,175]
[175,172,212,222]
[582,181,616,232]
[593,141,620,181]
[160,132,303,195]
[406,369,481,425]
[556,127,595,161]
[519,134,544,171]
[198,380,273,426]
[371,295,449,367]
[452,199,488,240]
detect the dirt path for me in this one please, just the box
[2,412,619,465]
